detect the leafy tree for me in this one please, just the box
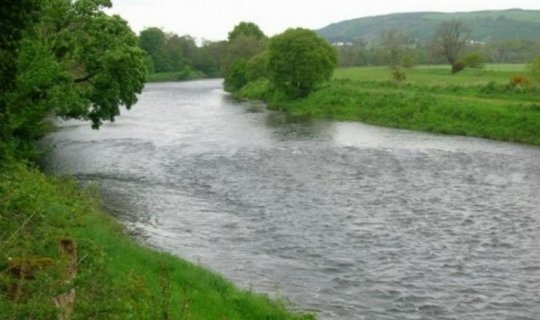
[430,20,471,73]
[6,0,146,150]
[139,27,172,72]
[0,0,40,155]
[222,23,267,90]
[222,34,267,75]
[336,40,369,67]
[267,28,336,98]
[228,22,265,41]
[246,51,269,82]
[377,29,415,68]
[196,40,228,77]
[224,59,248,92]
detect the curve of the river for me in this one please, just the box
[42,80,540,319]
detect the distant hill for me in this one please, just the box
[317,9,540,43]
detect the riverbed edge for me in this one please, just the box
[0,161,315,319]
[234,78,540,147]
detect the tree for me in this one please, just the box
[223,59,248,92]
[196,40,228,77]
[0,0,40,155]
[336,40,369,67]
[431,20,471,73]
[222,23,267,91]
[139,27,172,72]
[267,28,336,98]
[377,29,415,68]
[228,22,265,42]
[6,0,146,148]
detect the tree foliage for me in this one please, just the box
[139,27,172,72]
[222,34,267,76]
[228,22,265,42]
[430,20,471,73]
[222,22,267,91]
[1,0,146,159]
[267,28,336,98]
[377,30,415,68]
[0,0,40,152]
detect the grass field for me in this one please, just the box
[0,163,314,319]
[241,64,540,146]
[333,64,528,85]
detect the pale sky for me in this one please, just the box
[107,0,540,41]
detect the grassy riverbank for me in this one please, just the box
[239,64,540,146]
[0,161,314,319]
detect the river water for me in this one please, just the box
[42,80,540,319]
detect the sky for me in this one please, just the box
[107,0,540,41]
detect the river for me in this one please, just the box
[42,80,540,319]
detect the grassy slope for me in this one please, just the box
[241,64,540,146]
[0,162,314,320]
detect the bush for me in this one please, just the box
[238,79,272,100]
[509,74,530,87]
[462,52,485,69]
[451,61,466,74]
[391,67,407,81]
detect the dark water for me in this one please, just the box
[43,80,540,319]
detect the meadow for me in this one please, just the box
[243,64,540,146]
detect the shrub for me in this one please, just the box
[462,52,485,69]
[451,61,466,74]
[391,67,407,82]
[509,74,530,87]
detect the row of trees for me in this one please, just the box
[1,0,147,160]
[335,20,540,71]
[138,27,229,77]
[137,20,540,79]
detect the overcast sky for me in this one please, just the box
[108,0,540,41]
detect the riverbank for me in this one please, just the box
[0,161,314,319]
[238,65,540,146]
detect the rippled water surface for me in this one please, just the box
[43,80,540,319]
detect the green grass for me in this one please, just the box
[333,64,527,85]
[240,64,540,146]
[0,162,315,320]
